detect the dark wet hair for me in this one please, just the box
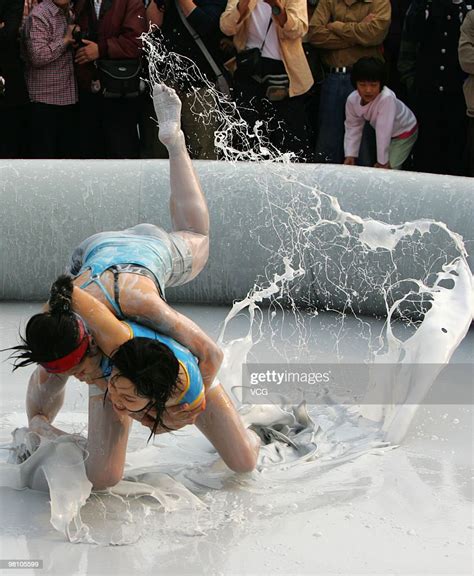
[107,337,181,441]
[6,275,87,370]
[351,57,387,89]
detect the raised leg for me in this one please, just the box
[194,385,260,473]
[153,84,209,280]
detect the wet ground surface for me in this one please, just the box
[0,303,472,576]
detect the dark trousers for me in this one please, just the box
[414,91,467,176]
[466,116,474,177]
[232,67,313,161]
[0,104,30,158]
[78,92,140,159]
[316,72,375,165]
[139,91,167,159]
[29,102,78,159]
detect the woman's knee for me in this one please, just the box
[86,461,124,491]
[186,235,209,281]
[194,235,209,268]
[225,450,258,473]
[89,470,122,491]
[223,433,259,473]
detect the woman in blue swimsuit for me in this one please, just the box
[9,85,260,489]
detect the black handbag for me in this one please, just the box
[235,18,273,78]
[96,59,143,98]
[236,47,263,77]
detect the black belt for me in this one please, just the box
[328,66,352,74]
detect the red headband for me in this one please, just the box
[40,318,90,374]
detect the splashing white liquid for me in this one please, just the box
[1,29,472,546]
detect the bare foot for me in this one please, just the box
[152,84,184,149]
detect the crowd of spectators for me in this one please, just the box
[0,0,473,176]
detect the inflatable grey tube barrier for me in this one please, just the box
[0,160,472,316]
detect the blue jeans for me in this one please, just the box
[315,73,375,165]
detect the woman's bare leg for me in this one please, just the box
[194,385,260,473]
[153,84,209,280]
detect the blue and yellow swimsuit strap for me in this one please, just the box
[78,267,123,318]
[174,361,206,409]
[121,321,134,341]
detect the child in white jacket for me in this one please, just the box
[344,58,418,170]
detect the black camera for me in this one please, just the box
[72,27,89,48]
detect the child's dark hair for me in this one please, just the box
[6,275,85,369]
[108,337,181,441]
[351,57,387,89]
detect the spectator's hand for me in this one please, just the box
[344,157,356,165]
[0,21,5,29]
[362,13,376,24]
[374,161,391,169]
[263,0,286,25]
[63,24,77,47]
[75,40,99,65]
[70,24,81,47]
[237,0,251,15]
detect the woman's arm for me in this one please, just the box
[220,0,246,37]
[120,289,223,389]
[344,97,365,160]
[183,0,227,37]
[27,366,70,439]
[71,285,131,356]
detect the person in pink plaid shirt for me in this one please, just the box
[23,0,78,158]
